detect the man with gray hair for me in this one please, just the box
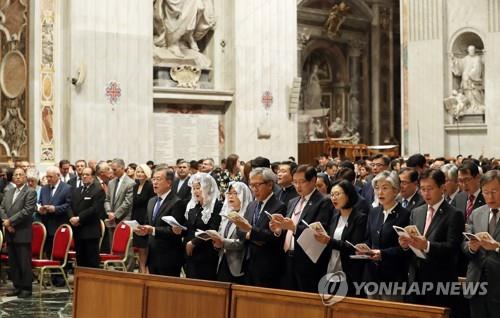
[441,163,467,214]
[37,166,72,259]
[104,158,135,270]
[463,169,500,318]
[231,167,286,288]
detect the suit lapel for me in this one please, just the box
[479,206,491,234]
[155,191,178,222]
[287,197,300,218]
[415,208,427,235]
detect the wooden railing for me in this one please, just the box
[73,268,449,318]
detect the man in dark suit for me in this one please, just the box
[336,167,371,214]
[0,168,37,298]
[37,166,72,257]
[68,167,105,268]
[463,170,500,318]
[59,159,75,183]
[270,165,334,292]
[399,167,426,211]
[276,161,298,205]
[399,169,464,316]
[361,154,390,206]
[68,159,87,188]
[172,160,191,203]
[232,167,286,288]
[136,167,187,276]
[441,163,467,214]
[458,161,486,221]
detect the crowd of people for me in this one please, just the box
[0,153,499,318]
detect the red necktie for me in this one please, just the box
[466,194,475,220]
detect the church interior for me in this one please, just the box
[0,1,498,317]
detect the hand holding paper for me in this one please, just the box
[161,216,187,231]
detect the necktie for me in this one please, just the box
[77,178,81,188]
[81,185,87,194]
[152,197,163,222]
[223,220,233,237]
[423,206,435,236]
[252,201,263,226]
[112,177,120,210]
[466,194,475,220]
[49,186,55,199]
[284,197,305,252]
[489,209,499,235]
[445,196,451,204]
[402,199,408,209]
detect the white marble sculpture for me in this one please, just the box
[449,45,485,115]
[153,0,216,68]
[304,64,322,110]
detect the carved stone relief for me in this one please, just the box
[40,0,55,162]
[0,0,29,160]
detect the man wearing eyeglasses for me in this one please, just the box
[231,167,286,288]
[0,168,37,298]
[463,169,500,318]
[361,154,390,206]
[270,165,334,292]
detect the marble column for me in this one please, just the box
[370,2,381,144]
[348,40,364,132]
[229,0,298,161]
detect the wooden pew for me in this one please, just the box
[73,267,231,318]
[230,284,449,318]
[73,268,449,318]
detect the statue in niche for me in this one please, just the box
[448,45,485,116]
[153,0,216,68]
[304,64,323,110]
[324,2,350,39]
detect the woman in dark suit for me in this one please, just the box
[314,180,367,297]
[184,172,222,280]
[363,171,410,301]
[132,164,154,273]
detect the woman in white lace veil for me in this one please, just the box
[213,181,253,283]
[183,172,222,280]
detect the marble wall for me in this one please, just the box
[67,0,153,163]
[402,0,500,157]
[223,0,298,162]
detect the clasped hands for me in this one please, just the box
[2,219,14,233]
[38,205,56,215]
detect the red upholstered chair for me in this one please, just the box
[1,222,46,268]
[31,222,47,260]
[32,224,73,293]
[99,221,132,271]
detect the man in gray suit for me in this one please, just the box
[463,170,500,318]
[104,158,135,269]
[0,167,37,298]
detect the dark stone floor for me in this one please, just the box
[0,284,72,318]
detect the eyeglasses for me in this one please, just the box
[371,163,386,168]
[331,191,345,198]
[249,182,267,189]
[226,191,238,197]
